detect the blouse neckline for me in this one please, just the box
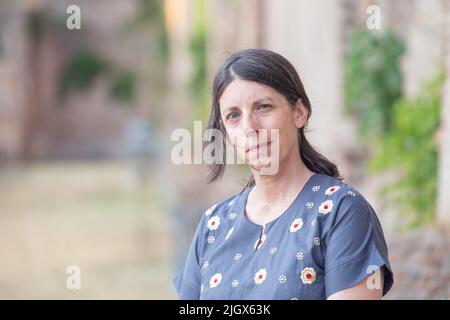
[238,172,319,231]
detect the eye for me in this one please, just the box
[256,104,272,110]
[226,111,240,121]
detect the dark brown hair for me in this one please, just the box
[206,48,342,190]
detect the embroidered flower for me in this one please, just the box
[207,235,215,244]
[205,204,217,216]
[289,218,304,232]
[279,274,287,284]
[202,261,209,269]
[254,268,267,285]
[313,237,321,246]
[234,253,242,261]
[269,247,277,255]
[225,227,234,240]
[254,234,266,250]
[306,201,314,209]
[207,216,221,230]
[232,280,239,288]
[318,200,333,215]
[348,190,356,197]
[228,212,237,220]
[300,267,317,285]
[209,273,222,288]
[296,251,304,260]
[325,185,341,196]
[312,185,320,192]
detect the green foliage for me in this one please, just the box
[188,0,209,123]
[156,23,169,64]
[60,50,110,96]
[130,0,165,25]
[27,10,46,43]
[124,0,169,64]
[345,29,405,139]
[345,28,446,229]
[110,71,136,103]
[59,50,137,104]
[369,70,445,229]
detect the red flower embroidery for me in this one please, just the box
[318,200,333,215]
[300,267,317,285]
[207,216,221,230]
[254,268,267,285]
[209,273,222,288]
[289,218,304,232]
[325,185,341,196]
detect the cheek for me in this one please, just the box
[225,128,245,149]
[282,126,297,147]
[265,115,295,144]
[262,108,295,132]
[274,125,299,157]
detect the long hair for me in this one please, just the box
[206,48,342,190]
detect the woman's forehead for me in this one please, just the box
[219,79,282,109]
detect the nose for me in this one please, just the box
[242,113,258,137]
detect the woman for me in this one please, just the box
[172,48,393,300]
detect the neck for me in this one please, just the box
[250,149,314,204]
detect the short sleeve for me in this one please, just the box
[322,193,394,298]
[172,213,207,299]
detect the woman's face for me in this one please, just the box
[219,79,308,171]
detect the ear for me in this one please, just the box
[293,99,308,128]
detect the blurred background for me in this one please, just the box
[0,0,449,299]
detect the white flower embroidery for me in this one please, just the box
[300,267,317,285]
[254,234,266,250]
[207,216,221,230]
[312,185,320,192]
[325,185,341,196]
[254,268,267,285]
[225,227,234,240]
[348,190,356,197]
[205,204,217,216]
[289,218,304,232]
[202,261,209,269]
[231,280,239,288]
[209,273,222,288]
[234,253,242,261]
[306,201,314,209]
[318,200,333,215]
[228,212,237,220]
[207,235,215,244]
[296,252,304,260]
[313,237,321,246]
[279,275,287,283]
[269,247,277,255]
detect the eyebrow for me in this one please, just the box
[222,96,275,113]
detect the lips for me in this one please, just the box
[246,141,272,153]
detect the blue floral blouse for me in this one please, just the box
[172,173,394,300]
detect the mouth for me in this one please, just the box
[246,141,272,153]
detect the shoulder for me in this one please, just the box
[313,174,386,243]
[203,193,240,219]
[312,174,374,225]
[191,192,243,257]
[312,173,363,198]
[195,191,243,235]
